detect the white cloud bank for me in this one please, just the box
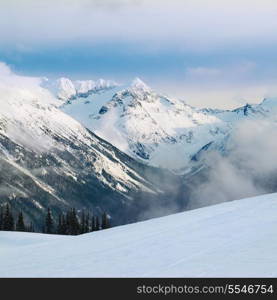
[0,62,56,105]
[1,0,277,51]
[1,1,277,109]
[157,62,277,109]
[189,119,277,208]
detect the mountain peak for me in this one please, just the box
[42,77,118,103]
[131,78,151,91]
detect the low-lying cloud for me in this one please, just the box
[189,119,277,208]
[0,62,56,105]
[0,62,58,151]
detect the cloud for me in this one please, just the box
[1,0,277,51]
[155,61,277,109]
[186,67,222,78]
[0,62,12,76]
[0,62,58,110]
[0,62,59,152]
[185,62,257,83]
[0,62,44,92]
[188,119,277,208]
[1,1,277,110]
[176,85,277,109]
[0,62,39,86]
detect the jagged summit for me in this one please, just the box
[43,75,277,172]
[42,77,118,102]
[59,79,225,170]
[131,77,151,92]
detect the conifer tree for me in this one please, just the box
[3,204,14,231]
[57,214,63,234]
[65,210,70,234]
[95,216,100,231]
[56,214,67,235]
[16,211,25,232]
[71,208,80,235]
[61,214,67,234]
[27,222,35,232]
[66,208,80,235]
[0,206,3,230]
[84,213,90,233]
[101,212,110,229]
[80,210,86,234]
[45,208,54,234]
[90,215,95,232]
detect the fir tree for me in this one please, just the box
[0,206,3,230]
[90,215,95,232]
[80,210,86,234]
[101,212,110,229]
[16,211,25,232]
[95,216,100,231]
[65,210,71,234]
[45,208,54,234]
[84,212,90,233]
[71,208,80,235]
[57,214,63,234]
[27,222,35,232]
[61,214,67,234]
[57,214,67,235]
[66,208,80,235]
[3,204,14,231]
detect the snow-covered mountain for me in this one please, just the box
[2,67,277,227]
[50,77,277,172]
[189,97,277,164]
[42,77,118,103]
[1,192,276,277]
[0,74,185,228]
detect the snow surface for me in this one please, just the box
[1,193,277,277]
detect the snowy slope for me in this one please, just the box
[1,193,277,277]
[58,78,230,170]
[53,77,277,172]
[0,81,154,196]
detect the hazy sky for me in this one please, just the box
[1,0,277,108]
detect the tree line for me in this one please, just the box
[0,204,111,235]
[0,204,34,232]
[44,207,110,235]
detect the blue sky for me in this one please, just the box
[1,0,277,108]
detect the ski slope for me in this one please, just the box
[1,193,277,277]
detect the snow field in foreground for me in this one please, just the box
[0,193,277,277]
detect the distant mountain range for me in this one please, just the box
[47,76,277,173]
